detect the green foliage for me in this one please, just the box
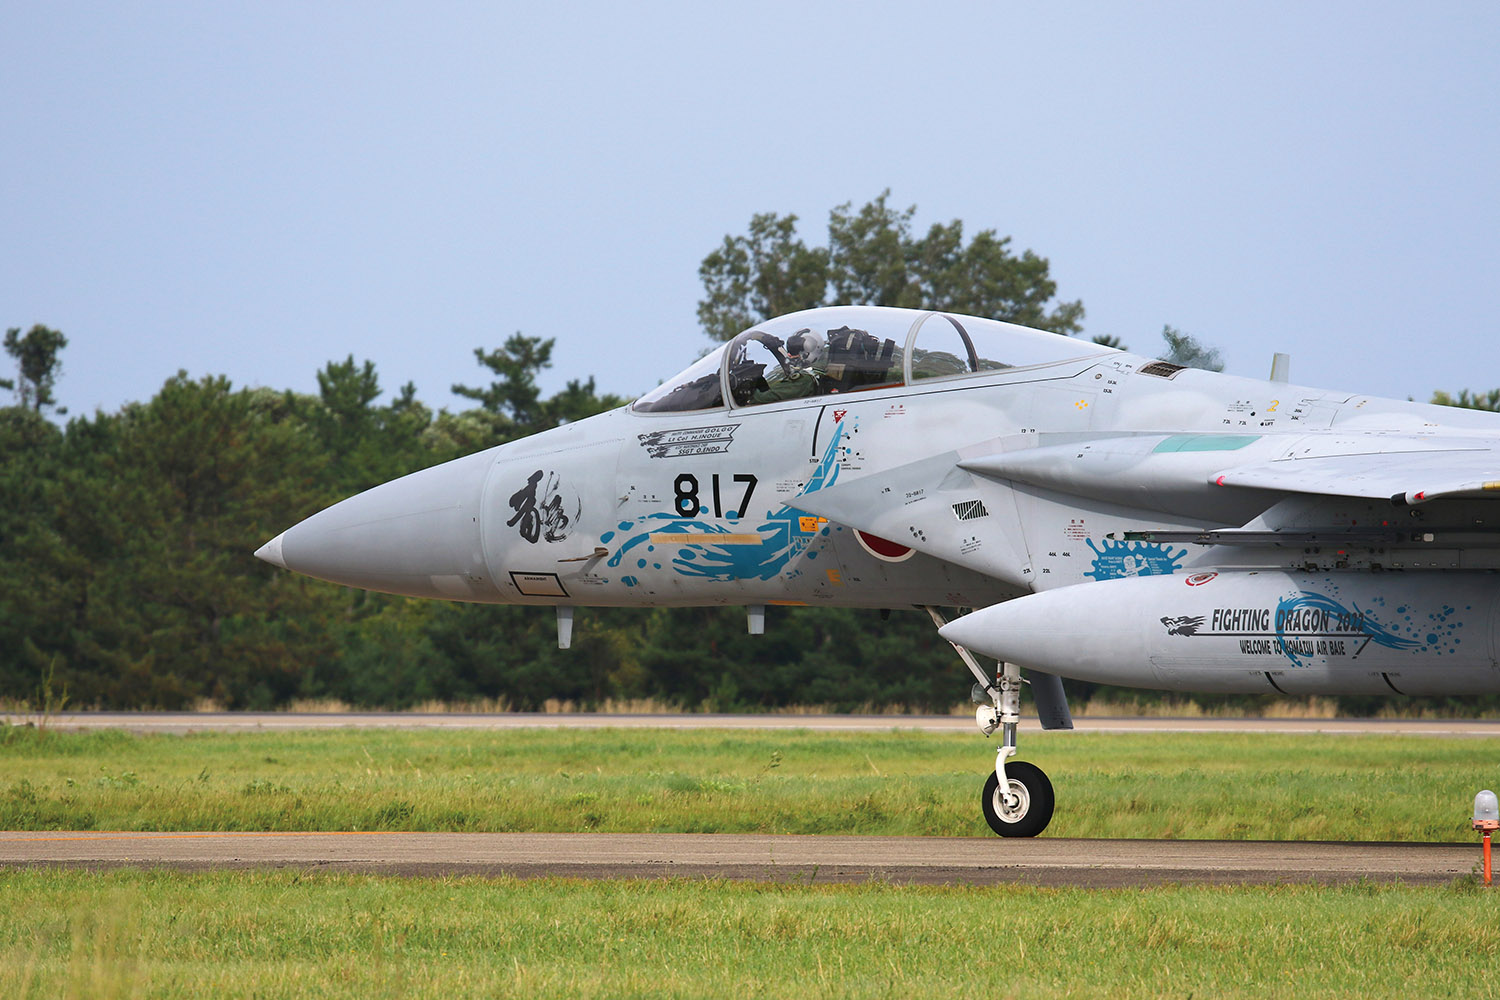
[698,191,1085,342]
[451,332,626,443]
[301,355,433,492]
[452,332,554,429]
[626,606,965,712]
[12,373,343,708]
[0,406,66,698]
[2,324,68,413]
[0,330,631,710]
[698,213,830,343]
[1432,387,1500,411]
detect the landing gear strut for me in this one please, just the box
[926,607,1056,838]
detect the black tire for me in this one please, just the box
[981,760,1054,838]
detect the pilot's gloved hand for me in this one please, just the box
[732,376,772,406]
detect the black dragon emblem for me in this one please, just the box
[506,470,577,544]
[1160,615,1205,636]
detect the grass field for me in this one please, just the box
[3,724,1498,840]
[6,724,1500,997]
[2,869,1499,998]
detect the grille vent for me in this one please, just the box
[952,500,990,521]
[1138,361,1186,378]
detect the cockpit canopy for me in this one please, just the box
[633,305,1115,413]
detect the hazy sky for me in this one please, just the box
[3,2,1496,418]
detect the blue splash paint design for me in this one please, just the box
[1272,590,1423,667]
[1084,538,1186,581]
[607,422,845,584]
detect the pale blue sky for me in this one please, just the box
[3,2,1496,417]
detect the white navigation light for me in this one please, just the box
[1474,790,1499,828]
[1473,790,1498,887]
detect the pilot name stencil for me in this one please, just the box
[638,424,739,458]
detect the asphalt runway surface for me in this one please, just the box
[0,831,1476,887]
[6,711,1500,736]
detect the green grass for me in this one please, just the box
[3,725,1498,840]
[2,868,1498,998]
[6,728,1500,997]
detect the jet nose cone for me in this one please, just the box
[260,449,501,601]
[253,532,287,569]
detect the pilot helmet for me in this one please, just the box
[785,328,825,371]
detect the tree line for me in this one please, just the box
[1,194,1495,713]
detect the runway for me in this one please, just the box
[6,711,1500,736]
[0,831,1475,887]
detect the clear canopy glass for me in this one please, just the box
[633,344,728,412]
[633,306,1114,413]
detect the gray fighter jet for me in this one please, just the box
[256,305,1500,836]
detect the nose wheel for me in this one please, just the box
[981,760,1054,838]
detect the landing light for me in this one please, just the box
[1473,790,1498,885]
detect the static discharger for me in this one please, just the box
[1473,790,1498,885]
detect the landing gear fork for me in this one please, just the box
[925,607,1056,838]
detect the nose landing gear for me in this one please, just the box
[927,607,1058,838]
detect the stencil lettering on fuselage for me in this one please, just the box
[637,424,739,458]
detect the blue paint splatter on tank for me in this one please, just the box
[1084,538,1186,581]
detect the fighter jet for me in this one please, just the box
[256,305,1500,837]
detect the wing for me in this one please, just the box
[1211,449,1500,506]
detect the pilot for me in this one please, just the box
[748,329,826,404]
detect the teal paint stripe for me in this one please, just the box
[1152,434,1261,453]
